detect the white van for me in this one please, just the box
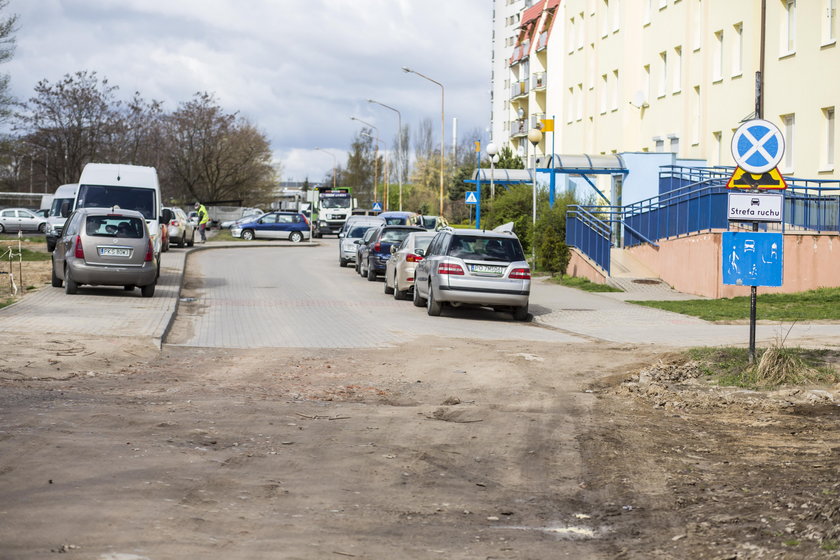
[45,183,78,252]
[74,164,170,274]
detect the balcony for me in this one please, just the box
[531,113,546,129]
[510,119,528,137]
[536,31,548,51]
[510,39,531,65]
[531,72,546,90]
[510,80,529,99]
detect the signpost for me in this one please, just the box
[727,118,786,363]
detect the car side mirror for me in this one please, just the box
[161,208,173,224]
[415,248,425,257]
[43,210,50,218]
[60,201,70,218]
[390,245,397,254]
[354,239,361,244]
[339,232,345,238]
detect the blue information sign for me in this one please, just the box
[372,201,382,212]
[465,191,478,205]
[722,232,783,287]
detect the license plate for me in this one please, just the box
[98,247,131,257]
[469,264,504,275]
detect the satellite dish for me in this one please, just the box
[631,90,649,109]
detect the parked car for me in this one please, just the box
[377,211,421,226]
[187,211,199,225]
[413,228,531,320]
[220,209,263,229]
[354,226,379,275]
[358,224,426,281]
[339,220,383,267]
[338,214,384,237]
[166,207,196,248]
[419,215,449,231]
[0,207,48,233]
[51,207,158,297]
[231,211,311,242]
[384,231,436,300]
[34,209,49,218]
[45,183,79,252]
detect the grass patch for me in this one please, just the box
[687,346,840,389]
[783,540,800,547]
[207,229,242,242]
[630,287,840,322]
[0,235,42,243]
[822,540,838,551]
[550,274,623,292]
[0,297,12,309]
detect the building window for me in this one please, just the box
[713,30,724,81]
[824,0,836,44]
[644,0,652,24]
[588,43,596,89]
[673,46,682,93]
[658,51,667,97]
[643,64,651,102]
[693,0,703,50]
[824,107,835,168]
[692,86,701,145]
[611,70,619,111]
[601,0,609,37]
[600,74,608,114]
[782,113,795,172]
[659,0,667,9]
[577,83,584,120]
[713,131,722,165]
[782,0,796,55]
[612,0,620,32]
[569,17,576,53]
[568,87,575,123]
[732,23,743,76]
[669,135,680,155]
[578,12,585,48]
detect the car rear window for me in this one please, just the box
[416,237,433,251]
[380,229,416,243]
[85,216,145,239]
[348,225,374,237]
[446,235,525,262]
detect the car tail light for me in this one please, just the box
[509,268,531,279]
[373,241,381,251]
[144,239,154,262]
[406,253,423,262]
[302,215,310,226]
[438,263,464,275]
[170,220,179,226]
[74,235,84,259]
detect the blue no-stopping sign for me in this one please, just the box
[731,119,785,174]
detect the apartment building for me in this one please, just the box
[491,0,839,181]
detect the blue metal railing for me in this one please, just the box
[566,166,840,275]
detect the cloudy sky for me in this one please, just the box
[5,0,491,182]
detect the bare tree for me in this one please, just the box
[0,0,17,125]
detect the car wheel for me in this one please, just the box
[0,223,5,233]
[123,285,135,291]
[51,261,62,288]
[512,304,530,321]
[156,258,161,280]
[242,229,255,241]
[289,231,303,243]
[367,259,377,281]
[38,223,46,233]
[339,258,347,268]
[64,267,78,295]
[355,259,361,274]
[177,234,185,248]
[384,274,394,294]
[427,285,442,316]
[187,231,195,247]
[413,282,427,307]
[140,283,156,298]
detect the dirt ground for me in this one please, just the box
[0,322,838,559]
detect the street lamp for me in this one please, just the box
[350,116,381,205]
[486,142,498,199]
[362,132,389,211]
[314,147,337,190]
[402,66,445,216]
[527,128,543,266]
[368,99,403,211]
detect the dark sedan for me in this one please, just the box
[358,225,426,281]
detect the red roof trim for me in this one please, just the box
[522,0,546,24]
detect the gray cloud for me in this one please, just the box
[6,0,490,181]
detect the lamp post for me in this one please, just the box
[314,147,337,189]
[402,66,445,216]
[350,116,381,205]
[368,99,403,211]
[486,142,498,200]
[362,132,390,211]
[528,128,543,267]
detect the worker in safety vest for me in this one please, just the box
[195,202,209,242]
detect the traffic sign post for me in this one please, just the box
[727,119,786,364]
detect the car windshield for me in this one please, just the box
[446,235,525,262]
[380,229,415,243]
[85,216,145,239]
[321,197,351,209]
[383,217,407,225]
[77,185,156,220]
[348,225,373,238]
[50,197,74,218]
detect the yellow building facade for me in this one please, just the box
[495,0,838,181]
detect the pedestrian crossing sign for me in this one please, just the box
[726,166,787,190]
[465,191,478,204]
[372,201,382,211]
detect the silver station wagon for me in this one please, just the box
[51,207,158,297]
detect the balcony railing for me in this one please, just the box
[510,80,529,98]
[510,119,527,137]
[537,31,549,51]
[531,113,546,129]
[531,72,546,90]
